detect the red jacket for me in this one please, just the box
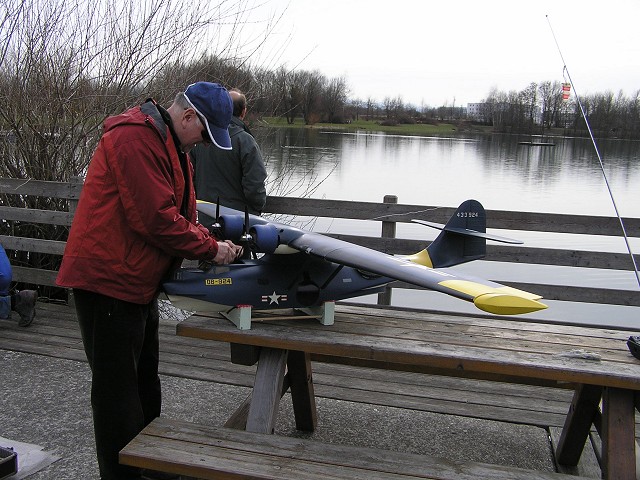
[57,100,218,303]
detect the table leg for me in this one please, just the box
[287,350,317,432]
[556,384,603,466]
[246,347,288,434]
[225,375,291,430]
[602,387,636,480]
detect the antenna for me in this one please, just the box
[546,15,640,289]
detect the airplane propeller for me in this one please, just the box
[209,200,281,258]
[206,197,224,238]
[240,207,257,259]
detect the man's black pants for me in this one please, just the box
[74,289,161,480]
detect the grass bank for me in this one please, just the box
[258,117,493,136]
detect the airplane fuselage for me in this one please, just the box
[162,252,389,313]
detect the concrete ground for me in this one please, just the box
[1,349,557,479]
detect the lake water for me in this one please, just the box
[257,127,640,329]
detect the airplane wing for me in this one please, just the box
[287,232,546,315]
[196,200,547,315]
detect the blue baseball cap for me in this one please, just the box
[184,82,233,150]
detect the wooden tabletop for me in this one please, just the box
[177,304,640,390]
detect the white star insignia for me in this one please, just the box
[261,291,288,305]
[267,291,281,304]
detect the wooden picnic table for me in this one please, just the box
[176,304,640,480]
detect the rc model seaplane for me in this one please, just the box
[162,199,547,329]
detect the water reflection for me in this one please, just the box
[258,128,640,218]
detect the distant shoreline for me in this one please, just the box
[256,117,574,138]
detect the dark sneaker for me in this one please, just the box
[15,290,37,327]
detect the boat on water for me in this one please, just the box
[518,141,555,146]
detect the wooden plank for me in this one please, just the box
[225,375,292,431]
[121,417,592,480]
[287,350,317,432]
[331,234,640,271]
[246,347,288,434]
[10,266,58,286]
[549,426,602,478]
[0,206,73,226]
[314,382,568,428]
[322,307,632,357]
[293,310,628,358]
[0,235,66,255]
[1,177,637,237]
[602,387,636,480]
[311,367,572,418]
[485,246,640,271]
[158,344,574,428]
[192,306,628,373]
[1,178,636,236]
[0,177,82,199]
[555,385,603,466]
[158,346,573,428]
[177,314,640,390]
[223,392,252,430]
[265,195,640,236]
[492,283,640,306]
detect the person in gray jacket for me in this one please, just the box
[191,89,267,224]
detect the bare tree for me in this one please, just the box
[322,76,349,122]
[299,70,326,125]
[382,97,393,119]
[0,0,282,180]
[365,97,376,120]
[538,81,562,131]
[267,68,315,124]
[0,0,283,290]
[350,98,363,121]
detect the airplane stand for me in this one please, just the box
[222,302,336,330]
[222,305,253,330]
[295,301,335,326]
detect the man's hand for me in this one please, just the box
[213,240,243,264]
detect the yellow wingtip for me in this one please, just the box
[440,280,547,315]
[474,293,548,315]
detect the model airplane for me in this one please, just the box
[162,199,547,326]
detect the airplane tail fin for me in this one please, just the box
[407,199,521,268]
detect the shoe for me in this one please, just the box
[15,290,37,327]
[141,469,180,480]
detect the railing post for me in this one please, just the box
[68,176,83,219]
[377,195,397,306]
[65,176,83,307]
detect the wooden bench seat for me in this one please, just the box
[120,417,591,480]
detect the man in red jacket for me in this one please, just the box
[57,82,242,480]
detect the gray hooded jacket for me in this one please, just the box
[191,116,267,220]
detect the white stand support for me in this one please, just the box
[222,305,253,330]
[221,301,336,330]
[296,301,335,326]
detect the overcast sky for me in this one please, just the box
[241,0,640,107]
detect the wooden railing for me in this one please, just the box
[1,177,639,308]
